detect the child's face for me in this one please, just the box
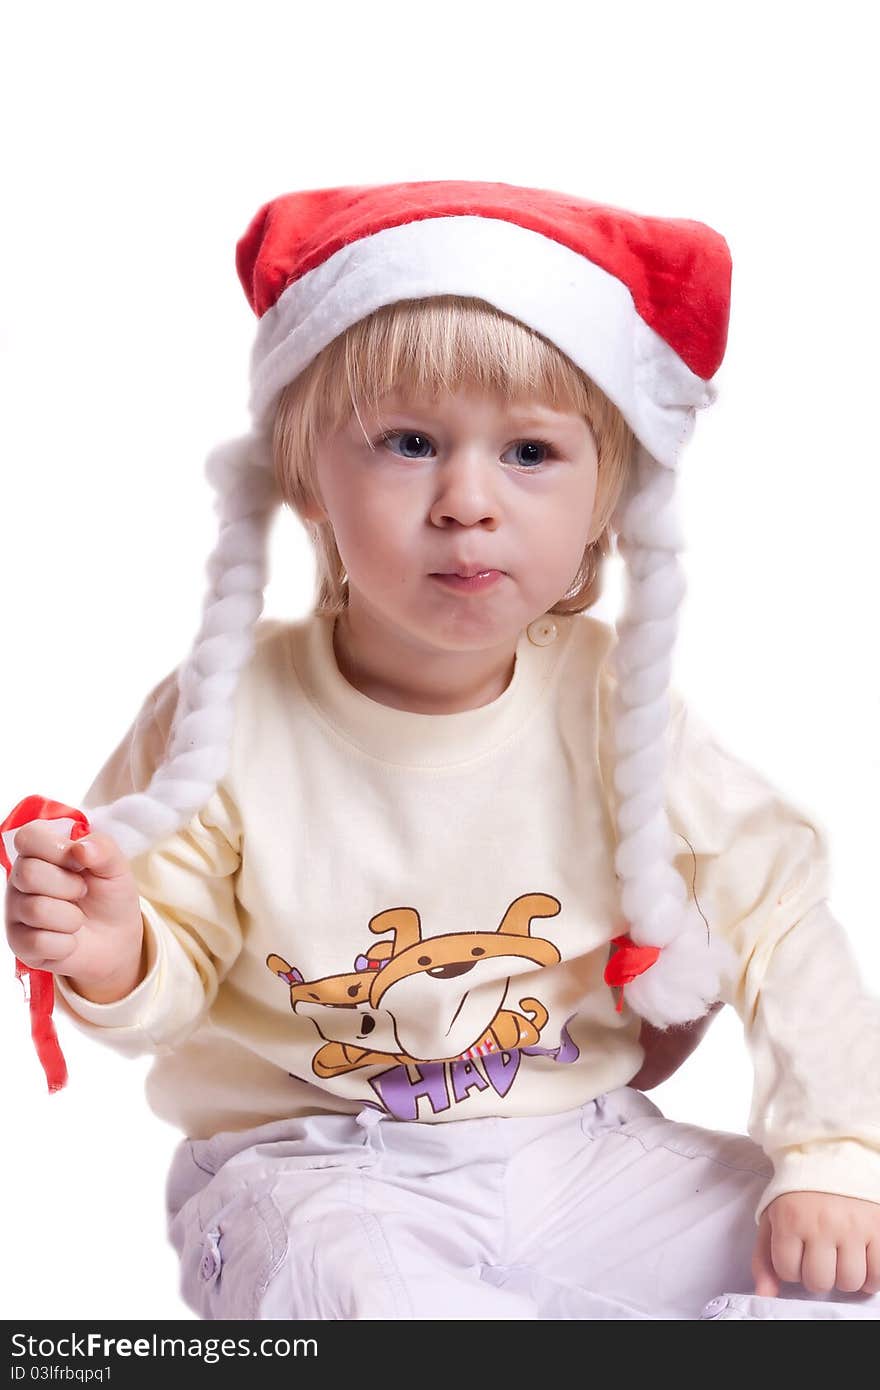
[306,384,600,653]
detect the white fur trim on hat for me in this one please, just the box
[248,215,718,469]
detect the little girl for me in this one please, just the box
[5,180,880,1320]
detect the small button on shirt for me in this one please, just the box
[526,616,558,646]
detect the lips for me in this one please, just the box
[430,570,506,593]
[434,567,505,578]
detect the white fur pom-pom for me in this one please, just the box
[620,913,738,1028]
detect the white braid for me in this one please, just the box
[87,432,279,860]
[609,442,737,1027]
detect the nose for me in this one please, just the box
[428,446,501,529]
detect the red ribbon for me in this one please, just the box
[604,932,661,1013]
[2,795,91,1093]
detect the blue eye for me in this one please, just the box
[377,431,555,468]
[380,431,434,459]
[511,440,554,468]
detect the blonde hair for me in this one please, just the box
[271,295,635,617]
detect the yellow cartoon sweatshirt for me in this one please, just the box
[54,610,880,1223]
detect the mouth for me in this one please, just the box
[427,961,478,979]
[432,567,507,579]
[430,570,506,592]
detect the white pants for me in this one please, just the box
[166,1085,880,1320]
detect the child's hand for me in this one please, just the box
[752,1191,880,1297]
[4,822,145,1004]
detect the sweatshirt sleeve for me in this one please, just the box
[53,670,244,1058]
[598,667,880,1224]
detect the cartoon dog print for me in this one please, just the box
[267,892,562,1078]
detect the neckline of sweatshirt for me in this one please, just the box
[285,610,579,770]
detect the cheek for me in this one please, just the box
[560,473,600,548]
[326,478,413,571]
[527,482,597,551]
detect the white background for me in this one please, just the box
[1,0,878,1321]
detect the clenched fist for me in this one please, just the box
[4,822,146,1004]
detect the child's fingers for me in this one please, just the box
[12,824,131,884]
[6,920,80,969]
[12,821,84,865]
[6,886,84,934]
[64,832,130,880]
[800,1237,839,1296]
[834,1239,868,1294]
[751,1211,780,1297]
[8,853,89,902]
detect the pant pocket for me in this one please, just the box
[169,1146,380,1321]
[171,1177,288,1321]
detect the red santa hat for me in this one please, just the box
[9,181,738,1072]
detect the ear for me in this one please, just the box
[497,893,561,936]
[368,907,423,955]
[362,942,395,964]
[266,953,304,983]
